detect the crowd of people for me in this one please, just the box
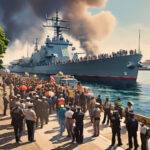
[52,49,138,65]
[1,73,150,150]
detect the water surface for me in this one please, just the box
[82,71,150,117]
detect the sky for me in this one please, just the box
[2,0,150,63]
[90,0,150,61]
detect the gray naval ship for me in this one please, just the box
[9,12,142,85]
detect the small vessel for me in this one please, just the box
[9,11,142,85]
[54,71,78,87]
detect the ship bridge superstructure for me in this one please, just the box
[30,11,74,66]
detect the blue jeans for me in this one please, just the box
[59,119,65,134]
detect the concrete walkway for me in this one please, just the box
[0,86,148,150]
[0,112,125,150]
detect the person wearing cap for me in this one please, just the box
[114,97,123,119]
[126,113,139,149]
[58,105,66,135]
[3,92,9,116]
[25,97,31,109]
[72,106,84,144]
[20,99,26,109]
[125,101,134,123]
[24,103,37,142]
[11,102,24,143]
[102,97,111,125]
[92,103,101,137]
[65,106,74,138]
[110,110,122,147]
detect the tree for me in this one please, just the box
[0,26,9,69]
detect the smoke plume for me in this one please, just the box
[0,0,116,62]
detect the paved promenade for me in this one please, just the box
[0,86,149,150]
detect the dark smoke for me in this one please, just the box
[0,0,116,55]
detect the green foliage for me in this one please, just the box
[0,26,9,68]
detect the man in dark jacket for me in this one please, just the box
[11,103,24,143]
[126,113,139,149]
[72,106,84,144]
[110,110,122,146]
[42,96,49,124]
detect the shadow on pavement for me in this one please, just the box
[0,115,11,121]
[0,124,12,130]
[0,141,30,150]
[45,129,59,134]
[105,145,118,150]
[51,142,78,150]
[50,134,70,144]
[53,127,59,130]
[0,131,14,145]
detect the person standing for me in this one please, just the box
[140,119,148,150]
[65,106,74,138]
[79,92,87,113]
[126,113,139,149]
[89,96,96,122]
[11,102,24,143]
[102,98,111,125]
[92,103,101,137]
[3,92,9,116]
[58,105,66,135]
[42,96,49,124]
[24,103,37,142]
[72,106,84,144]
[96,95,102,105]
[125,101,134,123]
[34,96,44,128]
[67,86,75,105]
[110,110,122,147]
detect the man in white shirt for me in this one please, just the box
[65,106,74,137]
[140,119,148,150]
[102,98,111,125]
[24,103,37,142]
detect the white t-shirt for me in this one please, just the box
[65,110,74,119]
[24,109,36,121]
[140,125,148,135]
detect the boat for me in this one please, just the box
[9,11,142,85]
[54,71,78,87]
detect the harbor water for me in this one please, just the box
[82,71,150,117]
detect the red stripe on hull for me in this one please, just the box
[75,75,136,81]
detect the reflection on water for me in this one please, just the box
[82,71,150,117]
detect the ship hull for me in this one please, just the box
[10,54,142,85]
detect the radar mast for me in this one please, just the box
[43,11,70,39]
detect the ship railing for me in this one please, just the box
[53,49,138,65]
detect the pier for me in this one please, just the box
[0,74,149,150]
